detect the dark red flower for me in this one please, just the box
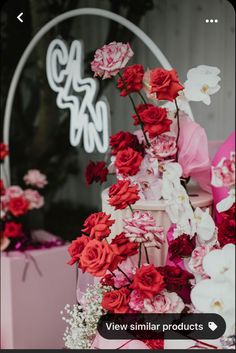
[85,161,108,185]
[218,203,236,247]
[102,287,130,313]
[0,179,5,195]
[131,264,165,299]
[8,196,29,216]
[111,232,139,261]
[0,143,8,162]
[157,265,193,293]
[117,64,144,96]
[115,147,143,176]
[108,180,140,210]
[150,68,184,101]
[67,235,90,265]
[100,273,115,287]
[169,234,196,262]
[132,103,154,125]
[109,131,144,156]
[4,222,23,238]
[82,212,115,240]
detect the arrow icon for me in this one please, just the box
[17,12,23,23]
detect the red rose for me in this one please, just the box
[157,265,193,293]
[132,103,154,126]
[111,232,139,261]
[85,161,108,185]
[109,131,144,156]
[150,68,184,101]
[4,222,22,238]
[8,196,29,216]
[82,212,115,240]
[108,180,140,210]
[100,273,115,287]
[102,287,130,313]
[115,147,143,176]
[117,64,144,96]
[67,235,90,265]
[141,106,172,138]
[80,239,116,277]
[218,203,235,247]
[0,143,8,162]
[0,179,5,195]
[131,264,165,299]
[169,234,196,262]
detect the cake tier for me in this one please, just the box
[102,184,213,266]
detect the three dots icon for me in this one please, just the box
[205,19,218,23]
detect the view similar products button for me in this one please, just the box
[97,313,226,340]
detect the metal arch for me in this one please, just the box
[2,7,190,184]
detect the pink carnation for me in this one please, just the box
[24,189,44,210]
[147,135,177,160]
[143,290,185,313]
[129,290,145,312]
[211,152,235,188]
[188,245,210,277]
[24,169,48,188]
[5,186,24,199]
[91,41,134,79]
[123,210,164,248]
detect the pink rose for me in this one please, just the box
[123,211,164,248]
[5,186,24,199]
[24,189,44,210]
[188,245,210,277]
[143,290,185,313]
[129,290,145,312]
[23,169,48,188]
[91,41,134,79]
[147,135,177,160]
[211,152,235,188]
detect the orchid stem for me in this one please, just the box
[174,99,180,161]
[117,72,150,146]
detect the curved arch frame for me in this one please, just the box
[2,7,191,184]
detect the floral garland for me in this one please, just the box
[64,42,235,349]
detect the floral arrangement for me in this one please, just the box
[64,42,235,349]
[0,142,49,251]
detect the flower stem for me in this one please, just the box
[138,91,147,105]
[109,270,117,277]
[117,266,132,283]
[144,245,150,264]
[117,72,150,146]
[138,243,142,268]
[174,99,180,161]
[128,204,134,213]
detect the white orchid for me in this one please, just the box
[191,244,235,336]
[165,186,194,224]
[203,244,235,284]
[184,65,221,105]
[161,162,183,199]
[192,207,216,242]
[216,188,235,213]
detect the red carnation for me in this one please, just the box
[4,222,23,238]
[157,265,193,293]
[115,147,143,176]
[218,203,236,247]
[8,196,29,217]
[111,232,139,261]
[150,68,184,101]
[67,235,90,265]
[108,180,140,210]
[109,131,144,156]
[169,234,196,262]
[82,212,115,240]
[131,264,165,299]
[102,287,130,313]
[100,273,115,287]
[85,161,108,185]
[117,64,144,96]
[0,143,8,162]
[0,179,5,195]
